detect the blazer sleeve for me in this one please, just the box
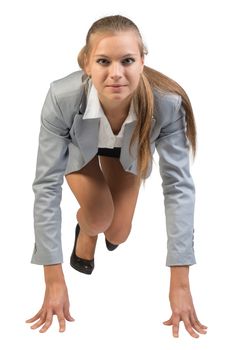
[31,82,71,265]
[155,95,196,267]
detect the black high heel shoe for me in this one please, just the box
[70,223,94,274]
[105,238,119,251]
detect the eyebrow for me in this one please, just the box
[94,53,138,58]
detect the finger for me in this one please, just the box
[65,313,75,322]
[172,314,180,338]
[25,311,42,323]
[39,311,53,333]
[63,304,75,322]
[201,324,208,329]
[192,311,208,329]
[190,313,207,335]
[30,314,46,330]
[57,312,66,332]
[163,318,172,326]
[182,313,199,338]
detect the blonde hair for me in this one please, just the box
[77,15,196,184]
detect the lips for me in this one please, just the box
[106,84,127,87]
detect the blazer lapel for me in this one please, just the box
[120,117,156,170]
[72,90,100,163]
[120,121,138,169]
[74,115,100,163]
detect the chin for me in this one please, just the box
[107,92,130,100]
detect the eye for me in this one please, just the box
[96,58,110,65]
[122,57,135,65]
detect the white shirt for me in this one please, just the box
[82,83,137,149]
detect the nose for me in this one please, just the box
[109,62,123,80]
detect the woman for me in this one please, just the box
[26,15,208,337]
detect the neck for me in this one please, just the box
[98,95,132,121]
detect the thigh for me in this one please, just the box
[99,156,142,231]
[65,155,114,228]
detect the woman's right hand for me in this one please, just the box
[26,265,75,333]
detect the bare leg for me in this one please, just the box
[65,155,115,259]
[99,156,142,244]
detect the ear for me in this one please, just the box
[140,56,145,73]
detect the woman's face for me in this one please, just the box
[84,31,144,108]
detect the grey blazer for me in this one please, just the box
[31,70,196,267]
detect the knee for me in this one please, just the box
[78,205,115,235]
[105,223,132,244]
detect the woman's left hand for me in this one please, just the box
[163,285,208,338]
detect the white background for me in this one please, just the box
[0,0,226,348]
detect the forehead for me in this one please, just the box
[88,31,141,55]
